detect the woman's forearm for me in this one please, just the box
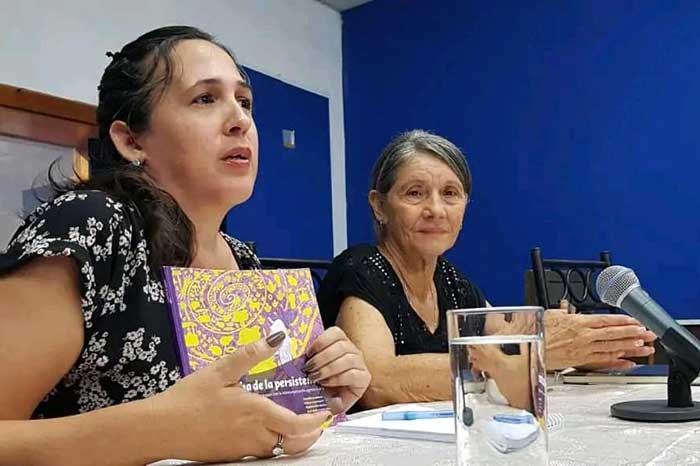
[362,351,532,412]
[0,397,170,466]
[361,353,452,408]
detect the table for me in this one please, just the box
[154,383,700,465]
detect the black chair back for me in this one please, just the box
[526,247,616,313]
[258,257,332,291]
[242,241,331,290]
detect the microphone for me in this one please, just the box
[596,265,700,422]
[596,266,700,372]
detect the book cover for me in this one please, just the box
[162,266,329,415]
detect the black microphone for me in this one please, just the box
[596,265,700,422]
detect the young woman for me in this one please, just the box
[0,26,370,465]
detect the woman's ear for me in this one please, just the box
[109,121,146,165]
[368,190,386,225]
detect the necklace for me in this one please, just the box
[380,247,439,332]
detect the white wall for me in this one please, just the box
[0,135,74,247]
[0,0,347,254]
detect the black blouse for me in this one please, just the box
[0,190,260,418]
[317,244,486,355]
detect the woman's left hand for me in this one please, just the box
[304,327,371,414]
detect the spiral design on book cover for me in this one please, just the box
[168,268,321,374]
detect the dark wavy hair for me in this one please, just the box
[49,25,249,270]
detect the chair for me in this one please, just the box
[526,247,656,364]
[242,241,332,289]
[525,247,615,313]
[258,257,332,291]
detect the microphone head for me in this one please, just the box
[596,265,641,307]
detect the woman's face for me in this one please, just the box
[135,39,258,214]
[376,152,468,257]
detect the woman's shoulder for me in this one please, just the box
[437,256,468,281]
[436,256,486,307]
[2,189,142,262]
[324,243,396,298]
[331,244,380,269]
[318,243,389,327]
[24,189,134,225]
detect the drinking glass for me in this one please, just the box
[447,306,547,465]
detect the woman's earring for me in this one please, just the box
[132,159,142,167]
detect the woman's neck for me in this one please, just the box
[179,202,238,270]
[378,240,437,300]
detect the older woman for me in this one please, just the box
[317,130,654,409]
[0,26,369,465]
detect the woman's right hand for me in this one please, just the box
[150,332,331,463]
[544,303,656,371]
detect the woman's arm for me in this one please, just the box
[335,297,451,408]
[0,256,166,465]
[336,298,540,410]
[0,257,84,419]
[0,397,164,466]
[0,258,330,465]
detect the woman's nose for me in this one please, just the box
[225,101,253,135]
[423,194,448,217]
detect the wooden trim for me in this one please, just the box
[0,84,96,125]
[0,106,97,150]
[0,83,97,151]
[0,83,97,177]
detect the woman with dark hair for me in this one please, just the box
[0,26,369,464]
[317,129,655,410]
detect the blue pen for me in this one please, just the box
[493,413,534,424]
[382,409,454,421]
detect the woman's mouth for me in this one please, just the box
[222,147,251,166]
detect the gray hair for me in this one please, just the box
[370,129,472,239]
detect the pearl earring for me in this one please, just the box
[132,159,142,167]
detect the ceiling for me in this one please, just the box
[316,0,373,12]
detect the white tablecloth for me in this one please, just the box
[154,383,700,465]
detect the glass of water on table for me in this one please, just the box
[447,306,547,465]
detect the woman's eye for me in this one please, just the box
[407,189,424,198]
[192,93,215,105]
[445,188,465,198]
[238,97,253,111]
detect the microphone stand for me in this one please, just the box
[611,328,700,422]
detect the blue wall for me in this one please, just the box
[343,1,700,318]
[225,68,333,260]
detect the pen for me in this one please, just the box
[381,409,454,421]
[493,413,535,424]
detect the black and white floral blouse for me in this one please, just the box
[0,190,260,418]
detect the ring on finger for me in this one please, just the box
[272,432,285,457]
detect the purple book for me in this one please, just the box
[162,266,329,415]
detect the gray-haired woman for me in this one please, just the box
[317,129,655,410]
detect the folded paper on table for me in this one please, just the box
[335,404,455,443]
[163,266,332,416]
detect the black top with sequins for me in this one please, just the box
[317,244,486,355]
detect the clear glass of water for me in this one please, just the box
[447,306,547,465]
